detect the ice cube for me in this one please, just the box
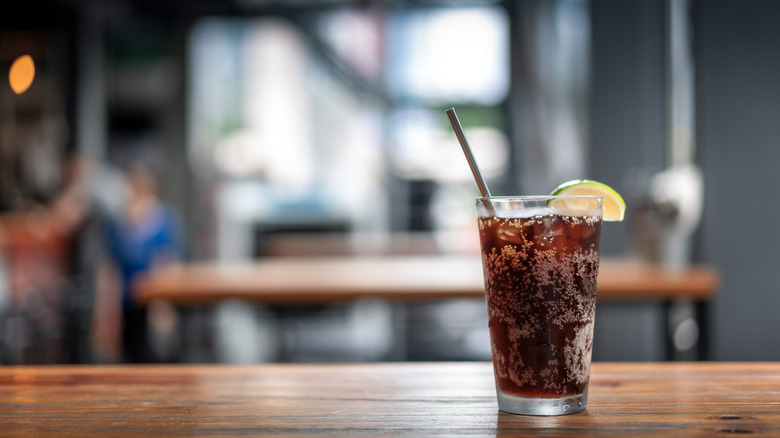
[494,219,529,246]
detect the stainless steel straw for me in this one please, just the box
[446,107,492,199]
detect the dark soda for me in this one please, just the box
[478,212,601,399]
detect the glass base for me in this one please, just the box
[496,388,588,416]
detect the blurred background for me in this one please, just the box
[0,0,777,365]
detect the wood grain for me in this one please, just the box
[0,362,777,436]
[134,256,720,306]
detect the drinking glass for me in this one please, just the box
[476,196,603,415]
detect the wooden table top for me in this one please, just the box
[0,362,776,436]
[134,255,720,306]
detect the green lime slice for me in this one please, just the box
[549,179,626,222]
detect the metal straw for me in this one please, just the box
[446,108,492,198]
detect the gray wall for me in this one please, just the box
[697,0,780,360]
[589,0,780,360]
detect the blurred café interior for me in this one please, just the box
[0,0,777,366]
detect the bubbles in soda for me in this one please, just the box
[478,212,602,398]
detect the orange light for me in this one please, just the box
[9,54,35,94]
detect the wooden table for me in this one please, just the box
[1,362,777,436]
[134,255,719,306]
[133,255,720,360]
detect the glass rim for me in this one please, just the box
[475,195,603,218]
[475,195,604,200]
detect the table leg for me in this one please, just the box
[695,300,709,360]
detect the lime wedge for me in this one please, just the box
[550,179,626,222]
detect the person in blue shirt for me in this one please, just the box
[101,162,182,363]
